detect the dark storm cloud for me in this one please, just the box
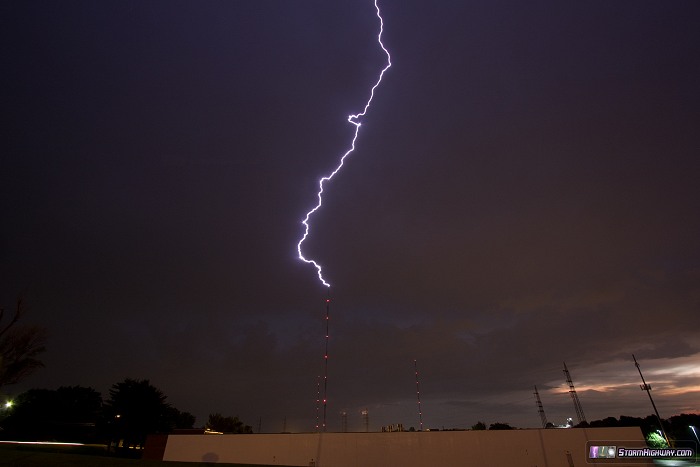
[2,0,699,432]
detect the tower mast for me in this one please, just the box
[533,385,548,428]
[322,297,330,431]
[563,362,586,425]
[414,359,424,431]
[315,376,321,432]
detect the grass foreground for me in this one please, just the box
[0,443,285,467]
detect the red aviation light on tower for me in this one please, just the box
[414,359,424,431]
[298,0,392,434]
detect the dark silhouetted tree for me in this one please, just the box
[164,405,196,429]
[206,413,252,433]
[667,413,700,445]
[588,414,675,440]
[489,422,515,430]
[104,378,173,451]
[471,421,486,430]
[1,386,102,442]
[589,416,618,428]
[0,297,47,389]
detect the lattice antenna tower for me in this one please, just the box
[361,409,369,432]
[533,385,548,428]
[633,354,670,446]
[562,362,586,424]
[414,359,424,431]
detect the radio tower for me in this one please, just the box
[315,376,321,432]
[322,298,330,431]
[562,362,586,425]
[533,385,548,428]
[414,359,424,431]
[633,354,670,446]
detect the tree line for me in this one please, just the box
[0,379,252,452]
[0,297,251,454]
[585,413,700,447]
[466,413,700,448]
[2,297,698,450]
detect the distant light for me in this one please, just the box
[0,441,84,446]
[4,401,12,409]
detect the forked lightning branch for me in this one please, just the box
[296,0,392,288]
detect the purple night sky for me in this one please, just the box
[2,0,699,432]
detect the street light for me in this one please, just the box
[690,425,699,445]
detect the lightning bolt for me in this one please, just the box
[297,0,392,288]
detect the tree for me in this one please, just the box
[1,386,102,442]
[164,405,196,430]
[646,431,668,448]
[0,297,48,389]
[666,413,700,442]
[471,421,486,430]
[589,416,618,428]
[488,422,515,430]
[206,413,252,433]
[104,378,173,451]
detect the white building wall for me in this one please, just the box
[162,427,652,467]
